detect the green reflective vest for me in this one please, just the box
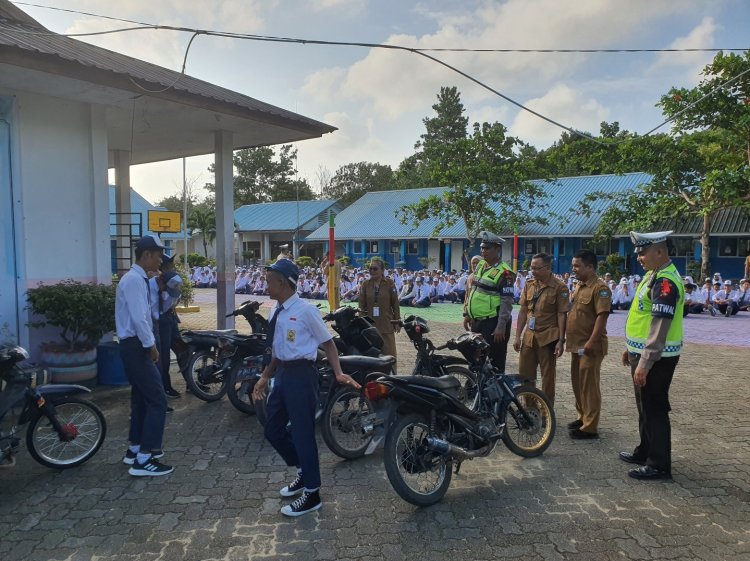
[467,260,513,319]
[625,262,684,357]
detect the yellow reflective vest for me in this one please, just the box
[467,260,513,319]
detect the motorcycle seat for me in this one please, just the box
[336,355,396,371]
[391,375,461,391]
[185,329,238,337]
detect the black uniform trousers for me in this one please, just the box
[471,318,511,373]
[628,353,679,473]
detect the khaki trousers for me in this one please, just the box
[570,352,603,433]
[380,332,397,374]
[519,338,557,405]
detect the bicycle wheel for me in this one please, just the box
[501,385,555,458]
[383,413,452,507]
[321,386,375,459]
[26,397,106,469]
[186,350,227,402]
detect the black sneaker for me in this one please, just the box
[165,388,181,399]
[280,473,305,497]
[280,490,321,517]
[566,419,583,430]
[128,457,174,476]
[122,449,164,465]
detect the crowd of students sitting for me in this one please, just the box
[189,262,750,317]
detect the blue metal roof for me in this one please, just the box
[234,200,341,232]
[306,173,653,241]
[108,186,186,240]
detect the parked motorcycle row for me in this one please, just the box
[179,301,556,506]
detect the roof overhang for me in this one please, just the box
[0,49,335,166]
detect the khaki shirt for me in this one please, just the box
[358,277,400,335]
[566,277,611,356]
[519,276,569,347]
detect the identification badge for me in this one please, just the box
[528,317,536,331]
[373,306,380,317]
[286,329,296,342]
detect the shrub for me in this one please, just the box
[176,265,194,306]
[187,253,207,268]
[295,256,315,268]
[26,280,116,352]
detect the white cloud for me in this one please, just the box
[300,67,348,104]
[510,84,610,147]
[310,0,366,11]
[651,16,719,71]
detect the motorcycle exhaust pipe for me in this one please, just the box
[426,437,491,461]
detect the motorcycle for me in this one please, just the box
[182,300,268,402]
[0,345,106,470]
[365,332,555,506]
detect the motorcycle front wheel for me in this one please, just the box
[26,397,106,469]
[501,385,555,458]
[321,386,375,459]
[226,363,257,415]
[186,350,228,402]
[383,413,452,507]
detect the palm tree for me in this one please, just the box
[188,207,216,258]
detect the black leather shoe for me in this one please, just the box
[628,465,671,480]
[567,419,583,430]
[619,451,646,465]
[569,429,598,439]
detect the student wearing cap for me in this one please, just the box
[252,260,359,517]
[157,254,183,397]
[737,279,750,311]
[465,232,515,373]
[116,235,173,476]
[620,230,684,480]
[713,280,739,317]
[683,283,705,315]
[565,250,611,439]
[513,252,569,404]
[412,276,432,307]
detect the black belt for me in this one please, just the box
[278,359,315,368]
[471,315,496,322]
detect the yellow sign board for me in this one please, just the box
[148,210,181,233]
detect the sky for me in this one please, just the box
[14,0,750,205]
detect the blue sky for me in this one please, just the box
[16,0,750,203]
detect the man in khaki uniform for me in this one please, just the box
[513,252,569,404]
[565,249,611,439]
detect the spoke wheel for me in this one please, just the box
[321,386,374,459]
[26,397,106,469]
[444,365,478,408]
[226,363,258,415]
[186,350,227,402]
[502,386,555,457]
[384,414,452,506]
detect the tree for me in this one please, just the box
[578,51,750,278]
[323,162,395,206]
[188,206,216,257]
[399,119,548,247]
[206,144,315,207]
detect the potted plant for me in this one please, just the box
[26,280,116,383]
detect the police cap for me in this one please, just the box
[479,231,505,247]
[630,230,672,253]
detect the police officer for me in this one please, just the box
[566,249,611,439]
[252,259,360,517]
[513,252,569,405]
[117,235,173,476]
[620,231,684,480]
[463,232,515,372]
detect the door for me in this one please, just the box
[0,99,19,345]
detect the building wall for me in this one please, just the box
[1,91,110,349]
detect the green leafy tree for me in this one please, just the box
[188,207,216,258]
[207,144,315,207]
[323,162,395,206]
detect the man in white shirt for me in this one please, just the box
[116,235,173,477]
[412,277,431,307]
[713,280,739,317]
[736,279,750,311]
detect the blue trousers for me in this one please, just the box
[158,313,180,389]
[264,363,321,490]
[119,337,167,451]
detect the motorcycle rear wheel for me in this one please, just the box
[443,365,478,408]
[186,350,228,402]
[384,413,452,507]
[226,363,257,415]
[501,385,555,458]
[321,386,374,459]
[26,397,106,469]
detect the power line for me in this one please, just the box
[6,1,750,146]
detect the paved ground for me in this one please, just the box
[1,291,749,561]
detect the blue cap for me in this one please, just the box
[266,259,299,285]
[136,234,165,252]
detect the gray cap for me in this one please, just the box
[479,231,505,246]
[630,230,672,252]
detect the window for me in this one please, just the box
[354,240,364,254]
[583,238,620,256]
[524,240,536,255]
[669,238,694,257]
[368,241,379,253]
[718,238,738,257]
[558,239,567,256]
[740,238,750,257]
[390,241,400,254]
[407,241,419,255]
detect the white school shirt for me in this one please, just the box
[270,294,332,361]
[116,264,156,348]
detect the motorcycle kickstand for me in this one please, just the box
[454,460,463,475]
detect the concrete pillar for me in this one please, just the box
[113,150,131,275]
[89,105,110,283]
[262,233,271,264]
[444,241,451,273]
[214,130,234,329]
[553,238,560,274]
